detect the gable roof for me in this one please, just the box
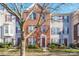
[25,3,44,11]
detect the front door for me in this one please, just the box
[64,38,67,46]
[40,34,46,48]
[42,37,45,47]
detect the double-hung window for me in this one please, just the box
[30,12,36,20]
[41,25,46,33]
[51,27,60,35]
[4,24,9,34]
[28,25,35,33]
[41,14,45,21]
[28,36,36,45]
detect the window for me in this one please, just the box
[52,16,63,21]
[51,28,55,34]
[67,27,69,34]
[64,16,67,20]
[59,39,61,44]
[0,27,2,38]
[52,16,59,21]
[64,16,69,23]
[4,25,9,33]
[63,29,64,34]
[63,27,69,34]
[63,27,67,34]
[41,25,46,32]
[51,27,60,34]
[77,24,79,36]
[59,16,63,20]
[6,14,12,21]
[16,21,21,33]
[67,16,69,22]
[12,15,16,21]
[30,12,36,20]
[28,36,36,45]
[41,14,45,21]
[28,25,35,33]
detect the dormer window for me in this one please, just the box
[30,12,36,20]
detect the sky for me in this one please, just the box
[48,3,79,13]
[0,3,79,14]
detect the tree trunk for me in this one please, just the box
[19,27,26,56]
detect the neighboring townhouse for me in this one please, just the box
[0,9,5,43]
[71,10,79,44]
[16,19,21,46]
[23,4,51,48]
[50,13,72,47]
[0,9,20,46]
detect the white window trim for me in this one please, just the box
[28,25,35,33]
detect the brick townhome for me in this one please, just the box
[71,10,79,44]
[23,4,51,48]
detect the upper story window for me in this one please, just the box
[41,14,45,21]
[30,12,36,20]
[64,16,67,19]
[52,16,58,21]
[12,16,16,21]
[67,16,69,22]
[77,24,79,36]
[16,22,21,33]
[5,14,12,22]
[52,16,63,21]
[63,27,69,34]
[67,27,69,34]
[28,25,35,33]
[64,16,69,23]
[41,25,46,32]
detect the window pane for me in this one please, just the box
[67,16,69,22]
[67,27,69,34]
[41,15,45,21]
[77,24,79,36]
[28,25,35,33]
[41,25,46,32]
[51,27,60,35]
[28,37,36,45]
[30,12,36,20]
[6,14,12,21]
[4,25,9,33]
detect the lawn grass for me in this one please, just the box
[49,49,79,53]
[0,48,8,52]
[0,48,79,53]
[0,48,43,53]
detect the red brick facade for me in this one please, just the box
[23,4,51,48]
[74,23,79,43]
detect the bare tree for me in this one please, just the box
[0,3,66,56]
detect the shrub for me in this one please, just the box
[0,43,5,48]
[59,44,66,49]
[28,45,37,49]
[69,43,76,48]
[49,43,58,49]
[0,42,13,48]
[5,42,12,48]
